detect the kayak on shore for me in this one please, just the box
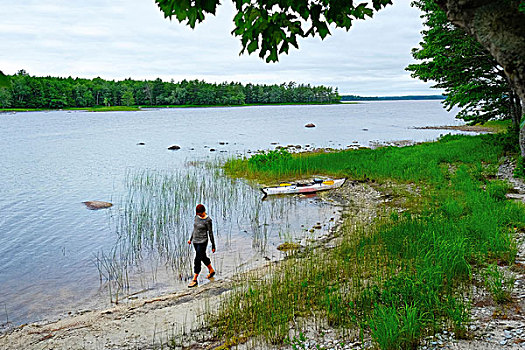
[261,178,346,196]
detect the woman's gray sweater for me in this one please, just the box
[190,215,215,248]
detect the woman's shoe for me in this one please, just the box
[206,264,215,279]
[188,279,198,288]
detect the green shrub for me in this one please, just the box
[486,180,510,201]
[495,124,520,153]
[369,305,402,350]
[483,264,515,303]
[514,156,525,180]
[248,148,292,168]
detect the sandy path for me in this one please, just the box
[0,278,234,350]
[0,182,366,350]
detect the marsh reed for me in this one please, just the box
[95,160,333,302]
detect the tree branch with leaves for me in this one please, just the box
[154,0,393,62]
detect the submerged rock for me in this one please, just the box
[277,242,301,251]
[168,145,181,150]
[83,201,113,210]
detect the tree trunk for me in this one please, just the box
[436,0,525,156]
[509,89,522,129]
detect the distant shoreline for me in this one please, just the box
[0,97,446,114]
[341,94,445,101]
[0,101,347,113]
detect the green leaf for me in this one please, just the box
[266,48,278,62]
[317,22,330,39]
[289,35,299,49]
[372,0,393,11]
[201,0,218,14]
[187,8,198,28]
[279,41,289,54]
[247,40,258,53]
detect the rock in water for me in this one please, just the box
[305,123,316,128]
[83,201,113,210]
[168,145,181,150]
[277,242,301,251]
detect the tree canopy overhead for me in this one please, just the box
[155,0,392,62]
[155,0,525,155]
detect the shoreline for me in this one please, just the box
[0,102,345,114]
[2,132,523,349]
[0,180,378,349]
[414,125,496,133]
[4,171,521,349]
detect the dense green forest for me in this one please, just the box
[0,70,340,109]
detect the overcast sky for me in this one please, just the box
[0,0,440,96]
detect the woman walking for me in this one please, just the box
[187,204,216,288]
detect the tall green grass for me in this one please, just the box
[96,162,321,302]
[205,133,524,349]
[225,134,502,185]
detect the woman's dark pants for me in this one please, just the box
[193,242,211,274]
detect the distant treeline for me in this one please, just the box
[0,70,340,109]
[341,95,445,101]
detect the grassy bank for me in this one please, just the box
[141,102,345,108]
[0,106,141,112]
[71,106,141,112]
[0,108,49,112]
[202,133,524,349]
[476,119,512,133]
[0,101,344,114]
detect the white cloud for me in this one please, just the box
[0,0,439,96]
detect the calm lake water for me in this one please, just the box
[0,101,467,329]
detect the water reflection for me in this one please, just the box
[95,161,339,303]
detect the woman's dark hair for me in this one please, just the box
[196,204,206,214]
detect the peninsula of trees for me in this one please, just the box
[0,71,340,109]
